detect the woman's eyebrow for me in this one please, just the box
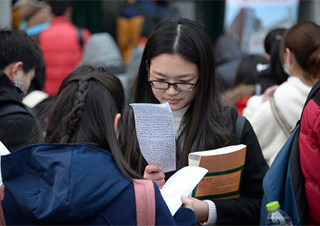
[152,70,195,78]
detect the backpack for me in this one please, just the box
[235,114,246,143]
[260,79,320,225]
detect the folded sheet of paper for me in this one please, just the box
[130,102,176,173]
[0,141,10,156]
[0,141,10,185]
[160,166,208,215]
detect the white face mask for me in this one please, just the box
[13,80,25,98]
[283,63,293,77]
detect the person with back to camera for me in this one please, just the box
[119,18,269,225]
[243,21,320,166]
[223,54,269,115]
[294,22,320,225]
[0,29,44,152]
[39,0,90,97]
[0,65,196,225]
[244,28,289,119]
[254,28,288,95]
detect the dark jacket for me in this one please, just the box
[0,71,38,152]
[213,108,269,225]
[166,109,268,225]
[1,144,196,225]
[122,107,269,225]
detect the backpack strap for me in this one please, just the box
[133,179,155,226]
[289,124,307,225]
[0,184,6,226]
[270,94,291,138]
[235,114,246,143]
[0,103,29,118]
[77,27,84,49]
[303,79,320,110]
[34,27,83,49]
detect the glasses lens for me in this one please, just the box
[176,83,194,91]
[151,81,169,90]
[150,80,196,91]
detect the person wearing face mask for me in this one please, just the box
[0,29,44,152]
[243,21,320,166]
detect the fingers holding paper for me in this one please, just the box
[184,197,209,223]
[143,165,165,189]
[181,195,193,211]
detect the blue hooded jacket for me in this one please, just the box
[1,144,195,225]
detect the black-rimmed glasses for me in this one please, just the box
[148,78,198,92]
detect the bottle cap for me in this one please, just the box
[266,201,280,211]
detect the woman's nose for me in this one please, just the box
[166,84,179,95]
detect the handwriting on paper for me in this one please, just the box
[130,102,176,173]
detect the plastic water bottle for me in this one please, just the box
[265,201,293,226]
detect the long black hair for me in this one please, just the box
[120,18,234,173]
[45,65,141,179]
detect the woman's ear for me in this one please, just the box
[264,53,271,61]
[285,48,294,65]
[113,113,121,136]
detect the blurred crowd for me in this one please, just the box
[1,0,320,225]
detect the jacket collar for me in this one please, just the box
[0,70,23,103]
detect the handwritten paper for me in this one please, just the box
[130,102,176,173]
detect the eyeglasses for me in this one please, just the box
[148,78,198,92]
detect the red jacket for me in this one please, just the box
[299,81,320,225]
[235,96,251,115]
[39,17,90,96]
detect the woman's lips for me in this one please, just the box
[168,99,179,104]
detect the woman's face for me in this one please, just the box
[148,54,199,111]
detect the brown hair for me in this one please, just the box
[281,21,320,81]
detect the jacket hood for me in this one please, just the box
[0,70,23,103]
[1,143,131,224]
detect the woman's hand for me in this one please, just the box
[182,197,209,222]
[181,195,193,210]
[143,165,165,189]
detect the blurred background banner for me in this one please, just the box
[224,0,299,54]
[0,0,12,29]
